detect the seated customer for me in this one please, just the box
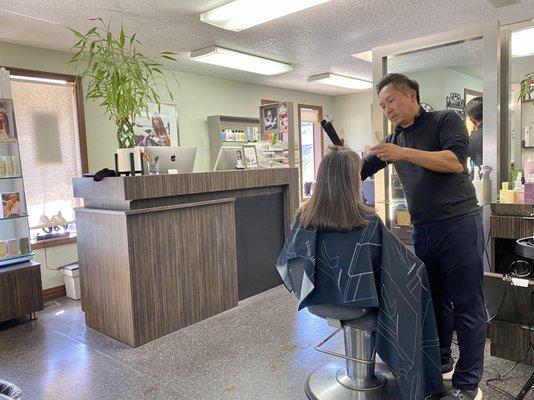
[276,146,443,400]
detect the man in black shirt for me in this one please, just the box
[466,96,483,168]
[362,74,485,400]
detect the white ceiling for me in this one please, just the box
[0,0,534,95]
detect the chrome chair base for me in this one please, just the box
[305,362,401,400]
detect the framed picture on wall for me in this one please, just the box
[261,104,279,133]
[0,99,16,141]
[1,192,21,218]
[134,102,179,147]
[242,145,259,168]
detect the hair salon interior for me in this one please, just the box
[1,1,534,400]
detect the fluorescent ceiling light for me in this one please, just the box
[352,50,373,63]
[10,75,69,85]
[190,46,293,75]
[307,73,372,90]
[512,27,534,57]
[200,0,331,32]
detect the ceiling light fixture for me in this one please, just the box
[352,50,373,63]
[10,75,69,85]
[512,27,534,57]
[190,46,293,75]
[200,0,331,32]
[307,73,372,90]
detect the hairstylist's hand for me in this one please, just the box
[370,143,407,162]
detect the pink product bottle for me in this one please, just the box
[525,175,534,205]
[525,159,534,177]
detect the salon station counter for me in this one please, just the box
[73,168,299,347]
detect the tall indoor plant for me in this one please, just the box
[68,18,178,171]
[519,72,534,103]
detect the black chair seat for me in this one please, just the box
[308,305,378,330]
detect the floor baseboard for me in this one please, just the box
[42,285,66,302]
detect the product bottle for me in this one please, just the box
[514,172,525,204]
[10,156,20,176]
[500,182,515,204]
[481,166,492,205]
[2,156,13,176]
[525,174,534,205]
[472,166,483,205]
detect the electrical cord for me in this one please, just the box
[42,246,77,272]
[484,275,534,399]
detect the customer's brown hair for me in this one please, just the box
[295,146,373,231]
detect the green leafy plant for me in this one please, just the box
[68,18,178,148]
[518,72,534,103]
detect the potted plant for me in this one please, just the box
[518,72,534,102]
[68,18,178,173]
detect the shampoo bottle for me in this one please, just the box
[472,166,483,205]
[524,174,534,205]
[500,182,514,204]
[514,172,525,204]
[481,166,492,205]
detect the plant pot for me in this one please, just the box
[116,147,142,173]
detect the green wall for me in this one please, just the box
[0,41,336,289]
[0,42,335,172]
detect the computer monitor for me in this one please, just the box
[143,146,196,174]
[213,147,244,171]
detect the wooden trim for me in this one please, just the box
[73,168,297,201]
[31,236,77,250]
[261,99,278,105]
[297,104,323,201]
[76,198,236,216]
[3,66,76,83]
[42,285,66,302]
[75,79,89,173]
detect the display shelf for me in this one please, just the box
[0,214,28,222]
[0,94,32,268]
[0,252,33,265]
[208,115,260,169]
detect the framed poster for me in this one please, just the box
[242,145,258,168]
[1,192,21,218]
[261,104,279,134]
[0,99,16,141]
[134,102,179,146]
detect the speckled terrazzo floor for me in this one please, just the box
[0,286,533,400]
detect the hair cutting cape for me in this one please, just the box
[276,215,443,400]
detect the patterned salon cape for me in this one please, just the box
[276,215,443,400]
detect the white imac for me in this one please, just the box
[143,146,196,174]
[213,147,245,171]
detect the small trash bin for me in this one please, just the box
[0,380,22,399]
[63,264,81,300]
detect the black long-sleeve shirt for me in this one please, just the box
[467,123,483,167]
[361,108,479,226]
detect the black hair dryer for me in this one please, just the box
[320,118,343,146]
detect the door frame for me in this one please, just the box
[297,104,323,200]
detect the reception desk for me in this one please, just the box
[73,168,299,346]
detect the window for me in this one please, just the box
[7,68,87,247]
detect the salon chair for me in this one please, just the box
[288,261,400,400]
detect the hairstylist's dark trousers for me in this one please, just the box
[412,213,486,390]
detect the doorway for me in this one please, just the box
[298,104,323,199]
